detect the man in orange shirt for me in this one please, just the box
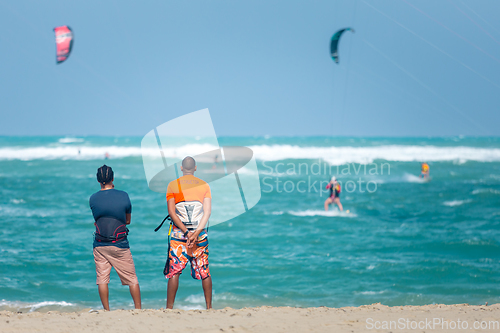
[165,156,212,309]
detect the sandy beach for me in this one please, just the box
[1,303,499,333]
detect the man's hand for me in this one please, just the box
[185,231,194,248]
[186,230,200,248]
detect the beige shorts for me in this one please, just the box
[93,246,139,286]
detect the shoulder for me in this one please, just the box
[167,179,178,191]
[89,191,101,201]
[196,177,210,190]
[102,189,130,201]
[196,177,209,186]
[114,189,130,199]
[115,189,129,195]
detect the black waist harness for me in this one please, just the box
[94,217,129,243]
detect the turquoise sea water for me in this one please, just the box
[1,136,500,312]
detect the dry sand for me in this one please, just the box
[1,303,499,333]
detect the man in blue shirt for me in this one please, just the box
[89,165,141,311]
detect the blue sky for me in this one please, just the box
[1,0,499,136]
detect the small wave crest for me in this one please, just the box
[0,300,76,312]
[443,199,472,207]
[472,188,500,195]
[288,210,356,217]
[265,211,284,215]
[355,290,386,295]
[58,138,84,143]
[10,199,25,204]
[402,173,428,183]
[178,293,242,310]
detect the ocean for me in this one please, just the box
[1,136,499,312]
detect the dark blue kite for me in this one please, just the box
[330,28,355,64]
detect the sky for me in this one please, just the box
[1,0,500,137]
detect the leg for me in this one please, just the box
[334,197,343,211]
[98,284,110,311]
[107,248,141,309]
[128,284,141,309]
[94,248,112,311]
[324,197,333,211]
[202,276,212,309]
[166,273,180,309]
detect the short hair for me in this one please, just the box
[182,156,196,171]
[97,165,114,184]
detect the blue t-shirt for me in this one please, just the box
[89,189,132,249]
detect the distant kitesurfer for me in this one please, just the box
[420,162,430,179]
[165,156,212,309]
[89,165,141,311]
[105,152,110,160]
[324,176,343,211]
[212,154,219,169]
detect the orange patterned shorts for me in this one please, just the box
[165,235,210,280]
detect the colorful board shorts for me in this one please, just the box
[165,230,210,280]
[93,246,139,285]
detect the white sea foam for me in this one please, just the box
[356,291,385,295]
[0,144,500,163]
[288,210,356,217]
[0,144,218,161]
[58,137,84,143]
[249,144,500,165]
[263,211,285,216]
[10,199,25,204]
[179,293,241,310]
[0,300,75,312]
[402,173,427,183]
[472,188,500,195]
[29,301,75,311]
[443,199,472,207]
[0,206,55,218]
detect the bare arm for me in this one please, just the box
[195,197,211,234]
[126,213,131,225]
[167,198,189,234]
[187,197,211,248]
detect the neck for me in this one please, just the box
[182,172,194,176]
[100,183,114,190]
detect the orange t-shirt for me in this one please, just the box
[166,175,211,204]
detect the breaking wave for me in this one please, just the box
[443,199,472,207]
[0,300,77,312]
[249,145,500,165]
[0,144,499,164]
